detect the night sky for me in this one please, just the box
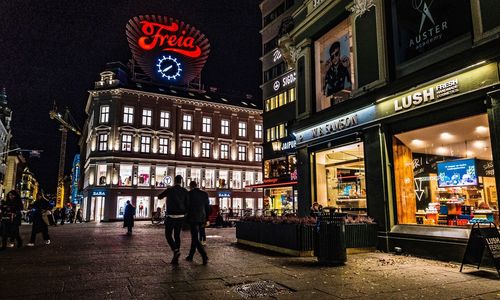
[0,0,262,194]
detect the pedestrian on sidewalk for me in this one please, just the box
[60,206,66,225]
[185,181,210,264]
[123,200,136,235]
[1,191,24,249]
[26,194,52,246]
[158,175,189,265]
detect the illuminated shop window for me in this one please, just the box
[155,165,168,187]
[136,196,150,218]
[97,164,107,186]
[218,170,228,189]
[191,168,201,186]
[182,114,192,131]
[181,140,192,156]
[233,171,242,189]
[238,145,247,161]
[255,124,263,139]
[140,136,151,153]
[123,106,134,124]
[255,147,263,162]
[138,165,150,187]
[159,138,169,154]
[118,164,132,186]
[100,105,109,123]
[201,142,211,158]
[221,119,230,135]
[142,109,152,126]
[98,133,108,151]
[266,123,287,142]
[202,117,212,133]
[117,196,132,219]
[245,171,255,187]
[393,114,497,227]
[220,144,229,160]
[204,169,215,189]
[176,167,187,186]
[238,122,247,137]
[160,111,170,128]
[121,134,132,152]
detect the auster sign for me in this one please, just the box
[126,15,210,85]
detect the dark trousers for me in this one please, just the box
[199,224,206,241]
[8,224,22,246]
[189,222,207,258]
[127,225,133,233]
[30,222,50,243]
[165,217,183,252]
[1,221,20,248]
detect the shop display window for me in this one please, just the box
[204,169,215,189]
[264,187,294,214]
[138,165,150,186]
[245,171,254,187]
[117,196,131,218]
[232,171,242,189]
[190,168,201,186]
[393,114,498,227]
[176,167,186,186]
[314,142,366,214]
[119,164,133,186]
[155,166,170,188]
[97,164,107,186]
[136,196,150,218]
[218,170,228,188]
[314,18,354,111]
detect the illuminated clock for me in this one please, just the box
[156,55,182,80]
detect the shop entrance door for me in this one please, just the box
[94,196,105,222]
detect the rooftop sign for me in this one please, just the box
[126,15,210,85]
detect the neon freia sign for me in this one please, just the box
[126,15,210,85]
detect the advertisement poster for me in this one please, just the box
[437,158,478,187]
[315,19,353,111]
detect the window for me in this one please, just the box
[255,147,262,162]
[123,106,134,124]
[182,114,192,131]
[245,171,255,187]
[265,88,296,112]
[138,165,150,187]
[160,111,170,128]
[204,169,215,189]
[191,168,201,186]
[142,109,152,126]
[220,144,229,160]
[140,136,151,153]
[181,140,192,156]
[238,145,247,161]
[218,170,228,189]
[97,164,107,186]
[201,142,211,158]
[119,164,133,186]
[98,133,108,151]
[221,119,230,135]
[238,122,247,137]
[99,105,109,123]
[136,196,150,218]
[121,134,132,152]
[266,123,287,142]
[233,171,242,189]
[255,124,263,139]
[159,138,169,154]
[202,117,212,133]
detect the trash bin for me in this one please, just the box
[316,212,347,265]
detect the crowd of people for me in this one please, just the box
[0,191,85,250]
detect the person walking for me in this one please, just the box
[185,181,210,264]
[123,200,136,235]
[1,191,24,249]
[158,175,189,265]
[26,194,52,246]
[60,206,66,225]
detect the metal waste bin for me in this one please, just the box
[316,212,347,265]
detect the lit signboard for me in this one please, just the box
[126,15,211,85]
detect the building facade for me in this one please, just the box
[256,0,301,215]
[80,64,263,222]
[0,88,12,199]
[284,0,500,260]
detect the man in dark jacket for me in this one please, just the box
[158,175,189,265]
[186,181,210,264]
[123,200,135,235]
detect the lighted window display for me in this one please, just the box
[155,165,170,188]
[97,164,107,186]
[176,167,186,186]
[264,157,288,178]
[314,142,366,214]
[136,196,150,218]
[264,187,294,214]
[138,165,150,186]
[393,114,497,226]
[209,197,216,205]
[233,171,242,189]
[233,198,243,210]
[220,197,230,209]
[119,164,133,186]
[117,196,132,218]
[191,168,201,186]
[218,170,228,189]
[314,18,354,111]
[204,169,215,189]
[245,171,254,187]
[245,198,255,210]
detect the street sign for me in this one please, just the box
[460,223,500,277]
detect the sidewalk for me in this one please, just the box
[0,222,499,299]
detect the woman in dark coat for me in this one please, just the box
[26,194,52,246]
[123,200,136,235]
[1,190,23,249]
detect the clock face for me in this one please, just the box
[156,55,182,80]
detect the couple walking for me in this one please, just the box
[158,175,210,265]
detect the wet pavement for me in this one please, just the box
[0,221,499,299]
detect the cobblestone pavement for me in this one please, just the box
[0,222,499,299]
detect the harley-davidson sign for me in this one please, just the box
[126,15,210,85]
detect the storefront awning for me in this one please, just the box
[246,181,297,189]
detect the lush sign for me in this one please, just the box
[126,15,210,85]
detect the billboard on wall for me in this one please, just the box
[126,15,211,85]
[393,0,470,64]
[314,18,354,112]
